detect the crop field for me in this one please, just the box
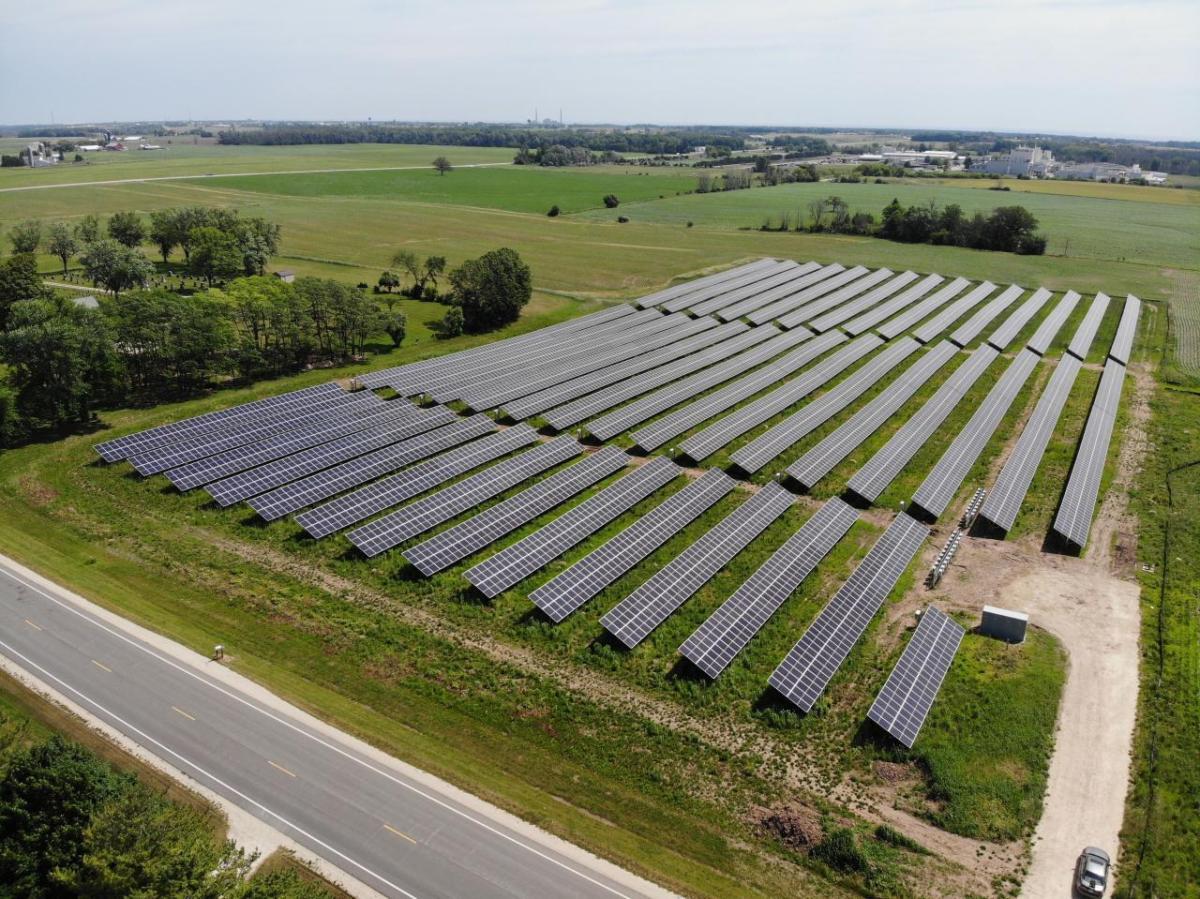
[0,142,1193,897]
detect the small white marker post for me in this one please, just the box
[213,644,224,661]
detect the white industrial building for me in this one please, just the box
[980,145,1055,177]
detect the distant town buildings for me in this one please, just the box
[979,145,1056,177]
[850,143,1168,184]
[20,141,60,166]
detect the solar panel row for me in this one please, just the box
[678,333,884,461]
[977,355,1083,533]
[1108,295,1141,366]
[842,273,945,337]
[588,327,814,442]
[776,268,897,331]
[600,482,795,648]
[876,277,970,340]
[247,412,494,521]
[768,512,928,712]
[1053,359,1128,548]
[404,446,630,576]
[663,260,800,313]
[296,424,541,539]
[715,263,847,323]
[689,262,821,318]
[847,346,1000,502]
[746,266,871,326]
[867,605,964,748]
[986,287,1052,351]
[637,259,778,309]
[346,435,584,557]
[1067,293,1112,361]
[544,324,771,432]
[948,284,1024,348]
[1027,291,1081,356]
[786,341,960,490]
[807,271,921,334]
[465,456,681,598]
[680,497,859,679]
[910,350,1041,518]
[529,469,735,622]
[731,337,922,474]
[206,405,460,507]
[912,282,997,344]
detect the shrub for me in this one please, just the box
[874,823,929,854]
[617,216,629,223]
[547,205,560,217]
[448,247,532,333]
[603,194,620,208]
[811,827,869,874]
[435,306,464,339]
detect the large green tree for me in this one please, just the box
[74,214,101,245]
[448,247,532,332]
[187,226,242,287]
[107,211,146,249]
[8,220,42,254]
[0,254,50,331]
[46,223,79,277]
[79,240,153,298]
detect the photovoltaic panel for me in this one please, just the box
[807,271,921,333]
[663,260,798,313]
[295,425,540,539]
[843,273,945,337]
[588,327,814,442]
[346,436,582,557]
[465,456,680,598]
[1067,293,1111,361]
[678,333,883,462]
[912,282,997,343]
[166,398,418,491]
[986,287,1052,351]
[775,268,896,330]
[746,266,871,326]
[403,447,630,576]
[689,261,821,317]
[1027,291,1081,356]
[529,469,734,622]
[730,337,922,474]
[876,277,970,340]
[716,263,846,323]
[94,382,343,462]
[600,482,795,648]
[502,317,731,421]
[205,405,459,507]
[867,605,965,748]
[910,349,1041,518]
[847,346,1000,503]
[948,284,1024,348]
[1108,295,1141,366]
[679,497,859,679]
[545,325,770,431]
[768,512,928,712]
[977,355,1083,533]
[786,341,960,490]
[637,259,778,309]
[1053,359,1127,548]
[246,413,494,520]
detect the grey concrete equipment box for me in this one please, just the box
[980,605,1028,643]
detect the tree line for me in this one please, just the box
[760,196,1048,254]
[0,732,330,898]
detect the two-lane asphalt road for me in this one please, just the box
[0,556,669,899]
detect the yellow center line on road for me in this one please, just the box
[268,759,297,778]
[172,706,195,721]
[23,619,42,631]
[384,824,418,844]
[91,659,112,672]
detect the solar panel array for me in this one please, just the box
[404,447,630,576]
[296,425,540,539]
[912,282,997,343]
[841,273,944,337]
[529,469,734,622]
[678,334,883,461]
[1067,293,1112,361]
[1053,359,1128,548]
[948,284,1024,348]
[637,259,778,309]
[715,263,846,323]
[910,350,1041,518]
[680,498,859,679]
[587,327,814,442]
[346,436,583,557]
[776,268,896,331]
[746,266,871,326]
[847,347,1000,502]
[688,262,822,317]
[1108,295,1141,365]
[786,341,960,490]
[600,482,795,648]
[730,337,922,474]
[662,261,798,313]
[875,277,970,340]
[465,456,680,598]
[867,605,965,748]
[768,512,928,712]
[986,287,1052,351]
[1027,291,1082,356]
[807,271,920,334]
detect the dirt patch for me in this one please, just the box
[18,476,59,508]
[751,803,823,851]
[874,760,919,784]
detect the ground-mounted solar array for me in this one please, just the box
[94,257,1139,744]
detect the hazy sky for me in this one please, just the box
[2,0,1197,139]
